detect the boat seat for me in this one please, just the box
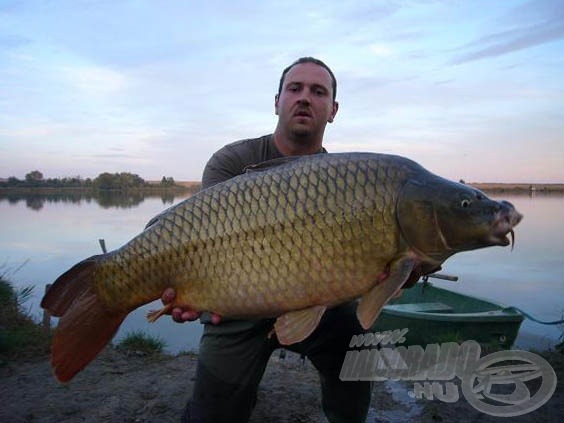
[386,302,454,313]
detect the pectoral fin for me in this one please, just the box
[357,257,416,329]
[274,305,327,345]
[146,304,173,322]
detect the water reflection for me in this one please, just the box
[1,190,562,353]
[0,189,196,210]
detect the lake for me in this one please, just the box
[1,190,563,353]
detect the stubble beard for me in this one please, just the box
[290,127,312,142]
[288,120,317,143]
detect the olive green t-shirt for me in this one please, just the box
[201,134,327,189]
[201,134,283,189]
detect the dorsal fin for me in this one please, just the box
[243,156,303,173]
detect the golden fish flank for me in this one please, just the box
[41,152,522,382]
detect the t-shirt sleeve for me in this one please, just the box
[201,144,249,189]
[201,137,273,189]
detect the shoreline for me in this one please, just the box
[469,182,564,193]
[2,181,563,194]
[176,181,564,193]
[1,347,562,422]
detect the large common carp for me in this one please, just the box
[41,153,522,382]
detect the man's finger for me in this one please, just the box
[172,307,184,322]
[210,313,222,325]
[181,310,201,321]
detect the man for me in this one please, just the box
[162,57,372,422]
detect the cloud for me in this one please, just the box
[451,12,564,64]
[57,64,127,96]
[0,32,30,49]
[368,44,392,57]
[452,22,564,64]
[84,153,139,160]
[0,0,24,14]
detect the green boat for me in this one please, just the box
[371,276,524,349]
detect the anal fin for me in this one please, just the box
[147,304,173,322]
[274,305,327,345]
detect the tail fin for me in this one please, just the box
[41,254,128,383]
[41,255,104,316]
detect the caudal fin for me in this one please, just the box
[41,254,128,383]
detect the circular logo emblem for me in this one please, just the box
[461,350,557,417]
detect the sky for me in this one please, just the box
[0,0,563,183]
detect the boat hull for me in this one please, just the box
[371,282,524,349]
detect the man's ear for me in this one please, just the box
[328,101,339,123]
[274,94,279,115]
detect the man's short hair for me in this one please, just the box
[277,57,337,101]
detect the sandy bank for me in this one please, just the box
[1,347,562,422]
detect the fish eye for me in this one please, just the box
[461,199,471,208]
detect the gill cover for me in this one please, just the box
[396,175,510,260]
[396,179,450,260]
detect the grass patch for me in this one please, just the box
[116,330,166,355]
[0,274,51,362]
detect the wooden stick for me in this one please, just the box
[42,284,51,332]
[426,273,459,282]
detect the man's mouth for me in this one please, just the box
[294,109,312,118]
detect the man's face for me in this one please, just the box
[275,62,338,140]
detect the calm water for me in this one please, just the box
[1,191,563,353]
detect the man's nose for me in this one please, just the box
[297,89,311,104]
[297,96,310,105]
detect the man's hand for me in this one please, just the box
[161,288,222,324]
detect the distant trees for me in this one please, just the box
[2,174,87,188]
[92,172,146,190]
[25,170,43,183]
[1,171,180,191]
[160,176,175,186]
[2,171,90,188]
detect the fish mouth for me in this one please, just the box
[490,201,523,248]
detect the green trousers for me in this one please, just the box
[184,302,372,423]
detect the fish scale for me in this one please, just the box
[180,159,370,312]
[41,152,522,382]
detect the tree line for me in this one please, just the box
[1,170,177,190]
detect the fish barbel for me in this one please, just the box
[41,152,522,382]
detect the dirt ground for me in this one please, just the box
[1,347,562,422]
